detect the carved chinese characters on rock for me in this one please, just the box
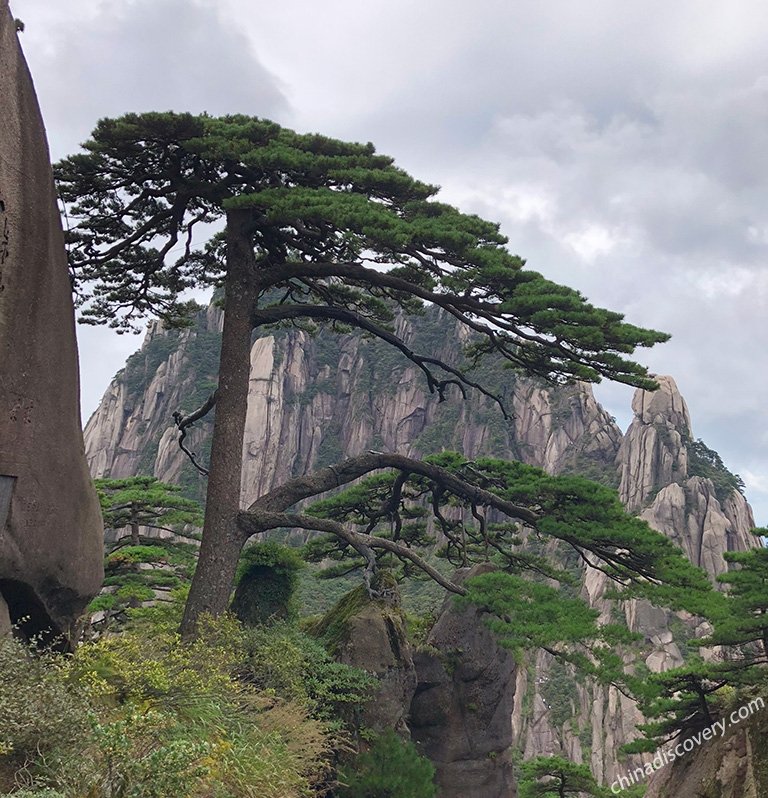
[0,193,9,293]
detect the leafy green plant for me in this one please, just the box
[0,637,91,769]
[240,622,376,726]
[518,755,609,797]
[0,617,334,797]
[232,541,304,625]
[337,731,437,798]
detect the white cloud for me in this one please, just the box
[562,224,627,263]
[743,471,768,495]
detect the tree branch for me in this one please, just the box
[240,509,466,596]
[244,452,539,525]
[172,390,218,476]
[252,303,508,415]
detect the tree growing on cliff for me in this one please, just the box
[96,476,203,546]
[702,530,768,660]
[57,112,674,636]
[518,755,618,798]
[626,529,768,751]
[624,659,732,752]
[294,452,715,669]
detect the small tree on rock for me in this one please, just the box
[96,476,203,546]
[519,755,610,798]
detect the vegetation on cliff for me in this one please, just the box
[0,613,339,797]
[626,529,768,753]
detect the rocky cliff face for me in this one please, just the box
[0,2,103,644]
[644,711,768,798]
[411,564,518,798]
[84,304,623,503]
[83,305,759,791]
[515,375,758,787]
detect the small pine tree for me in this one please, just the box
[96,476,203,545]
[705,530,768,659]
[623,659,733,753]
[338,731,436,798]
[518,755,609,798]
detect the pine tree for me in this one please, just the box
[96,476,203,546]
[296,453,715,680]
[623,658,732,752]
[623,533,768,753]
[57,112,670,636]
[704,530,768,660]
[519,755,613,798]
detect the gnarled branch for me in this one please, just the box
[239,509,466,596]
[252,303,509,416]
[173,390,218,476]
[244,451,539,524]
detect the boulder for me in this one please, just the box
[313,580,417,735]
[0,3,103,644]
[410,565,517,798]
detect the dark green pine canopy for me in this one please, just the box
[96,476,203,538]
[57,111,668,395]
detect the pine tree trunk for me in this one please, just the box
[180,210,256,639]
[130,520,140,546]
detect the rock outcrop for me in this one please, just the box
[312,582,417,736]
[410,564,517,798]
[619,375,754,570]
[644,711,768,798]
[84,306,623,505]
[0,2,103,642]
[515,376,758,786]
[618,375,691,512]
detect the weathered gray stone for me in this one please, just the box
[335,596,417,736]
[0,3,103,643]
[644,712,768,798]
[410,565,517,798]
[618,375,690,512]
[83,307,622,498]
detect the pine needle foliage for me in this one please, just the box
[96,476,203,544]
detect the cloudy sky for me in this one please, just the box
[15,0,768,523]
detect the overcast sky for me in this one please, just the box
[15,0,768,523]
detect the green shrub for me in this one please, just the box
[0,617,333,797]
[241,622,376,726]
[115,583,155,604]
[337,731,437,798]
[87,593,117,613]
[0,637,91,767]
[687,438,745,503]
[106,545,170,566]
[232,542,304,625]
